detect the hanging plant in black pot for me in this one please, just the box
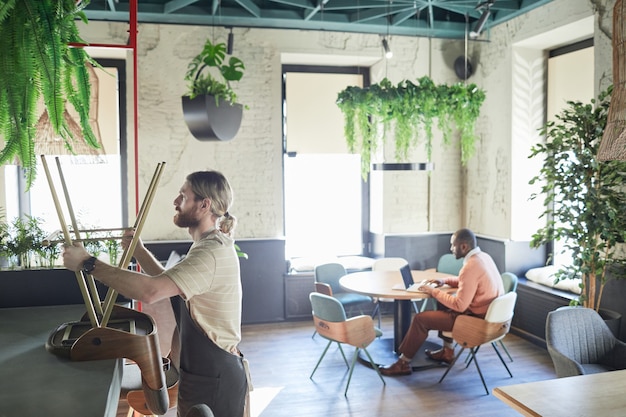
[182,38,245,141]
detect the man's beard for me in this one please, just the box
[174,210,200,228]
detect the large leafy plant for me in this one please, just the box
[529,87,626,311]
[184,38,245,106]
[0,0,99,187]
[336,76,485,177]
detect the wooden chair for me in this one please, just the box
[438,292,517,395]
[120,299,179,417]
[309,292,385,396]
[311,263,374,338]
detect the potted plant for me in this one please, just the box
[336,76,485,178]
[0,0,99,187]
[528,86,626,323]
[182,38,246,141]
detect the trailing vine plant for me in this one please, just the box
[337,76,486,178]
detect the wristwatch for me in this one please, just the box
[82,256,97,275]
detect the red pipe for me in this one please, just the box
[129,0,139,216]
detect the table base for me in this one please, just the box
[357,337,448,371]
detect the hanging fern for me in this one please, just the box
[337,76,486,178]
[0,0,98,187]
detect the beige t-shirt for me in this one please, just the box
[166,229,242,353]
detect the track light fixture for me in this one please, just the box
[469,9,490,38]
[227,27,234,54]
[382,37,393,59]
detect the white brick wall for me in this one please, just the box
[72,0,611,242]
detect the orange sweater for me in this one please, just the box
[432,250,504,316]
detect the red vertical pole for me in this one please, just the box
[129,0,142,311]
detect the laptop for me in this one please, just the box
[392,264,435,292]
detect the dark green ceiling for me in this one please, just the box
[84,0,553,40]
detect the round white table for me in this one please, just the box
[340,269,455,369]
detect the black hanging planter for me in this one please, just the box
[182,95,243,141]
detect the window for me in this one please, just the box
[4,59,127,250]
[546,40,593,266]
[282,66,369,259]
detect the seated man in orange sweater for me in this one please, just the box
[381,228,504,376]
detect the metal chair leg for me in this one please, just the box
[498,339,513,361]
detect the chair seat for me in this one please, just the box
[335,292,372,306]
[581,364,617,374]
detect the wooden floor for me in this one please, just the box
[127,314,557,416]
[240,315,557,417]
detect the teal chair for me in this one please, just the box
[314,263,373,315]
[422,254,464,312]
[311,262,374,339]
[502,271,519,293]
[309,292,385,395]
[436,253,464,275]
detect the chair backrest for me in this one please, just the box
[314,263,347,294]
[309,292,347,322]
[485,292,517,323]
[501,272,518,293]
[309,292,376,347]
[451,292,517,348]
[436,254,464,275]
[372,257,408,271]
[546,307,617,366]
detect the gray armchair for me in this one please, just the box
[545,307,626,378]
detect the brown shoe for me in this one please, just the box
[380,359,412,376]
[425,347,455,364]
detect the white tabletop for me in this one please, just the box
[339,270,454,300]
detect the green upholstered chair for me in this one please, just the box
[314,262,373,315]
[436,253,464,275]
[309,292,385,395]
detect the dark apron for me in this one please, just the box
[171,295,247,417]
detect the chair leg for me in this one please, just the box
[311,329,317,339]
[498,339,513,362]
[438,348,466,384]
[371,303,381,328]
[467,348,490,395]
[337,342,349,368]
[465,345,481,368]
[344,348,360,396]
[310,340,333,378]
[491,342,513,378]
[362,347,386,386]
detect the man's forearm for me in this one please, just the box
[132,246,166,276]
[91,259,154,301]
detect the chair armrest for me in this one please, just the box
[605,340,626,370]
[547,345,585,378]
[315,282,333,296]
